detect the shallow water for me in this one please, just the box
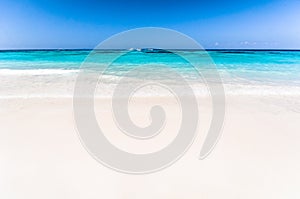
[0,50,300,97]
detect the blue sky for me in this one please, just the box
[0,0,300,49]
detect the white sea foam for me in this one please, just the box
[0,69,79,75]
[0,69,300,98]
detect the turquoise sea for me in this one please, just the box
[0,50,300,97]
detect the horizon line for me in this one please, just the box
[1,48,300,51]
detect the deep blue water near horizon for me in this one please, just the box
[0,49,300,86]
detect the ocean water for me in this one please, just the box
[0,50,300,97]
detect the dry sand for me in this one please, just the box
[0,95,300,199]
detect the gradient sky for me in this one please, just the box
[0,0,300,49]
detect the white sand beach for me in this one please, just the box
[2,0,300,197]
[1,93,300,199]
